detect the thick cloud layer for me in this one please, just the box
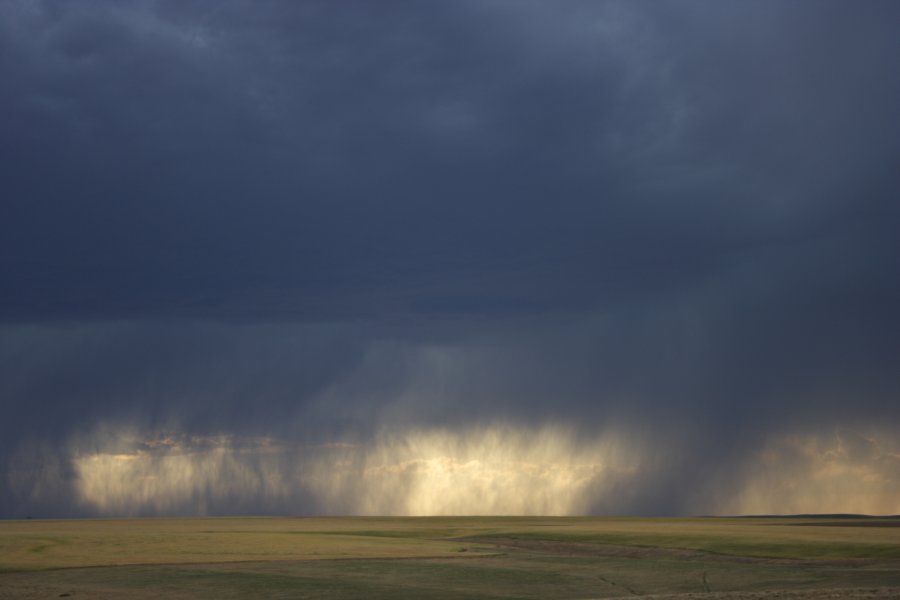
[1,0,899,518]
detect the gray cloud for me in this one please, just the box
[1,0,898,517]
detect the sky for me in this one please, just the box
[2,0,899,518]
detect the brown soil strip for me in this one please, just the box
[620,589,900,599]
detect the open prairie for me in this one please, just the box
[1,516,899,599]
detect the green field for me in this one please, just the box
[1,516,899,599]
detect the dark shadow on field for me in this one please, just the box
[469,536,900,568]
[3,546,900,599]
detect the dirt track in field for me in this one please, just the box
[624,590,900,599]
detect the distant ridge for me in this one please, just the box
[729,514,900,519]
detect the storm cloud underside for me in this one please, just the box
[1,0,899,517]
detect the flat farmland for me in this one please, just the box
[1,516,899,599]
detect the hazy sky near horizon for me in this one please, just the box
[2,0,899,518]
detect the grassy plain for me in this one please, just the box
[1,516,899,599]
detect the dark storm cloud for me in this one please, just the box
[1,1,899,517]
[0,0,805,319]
